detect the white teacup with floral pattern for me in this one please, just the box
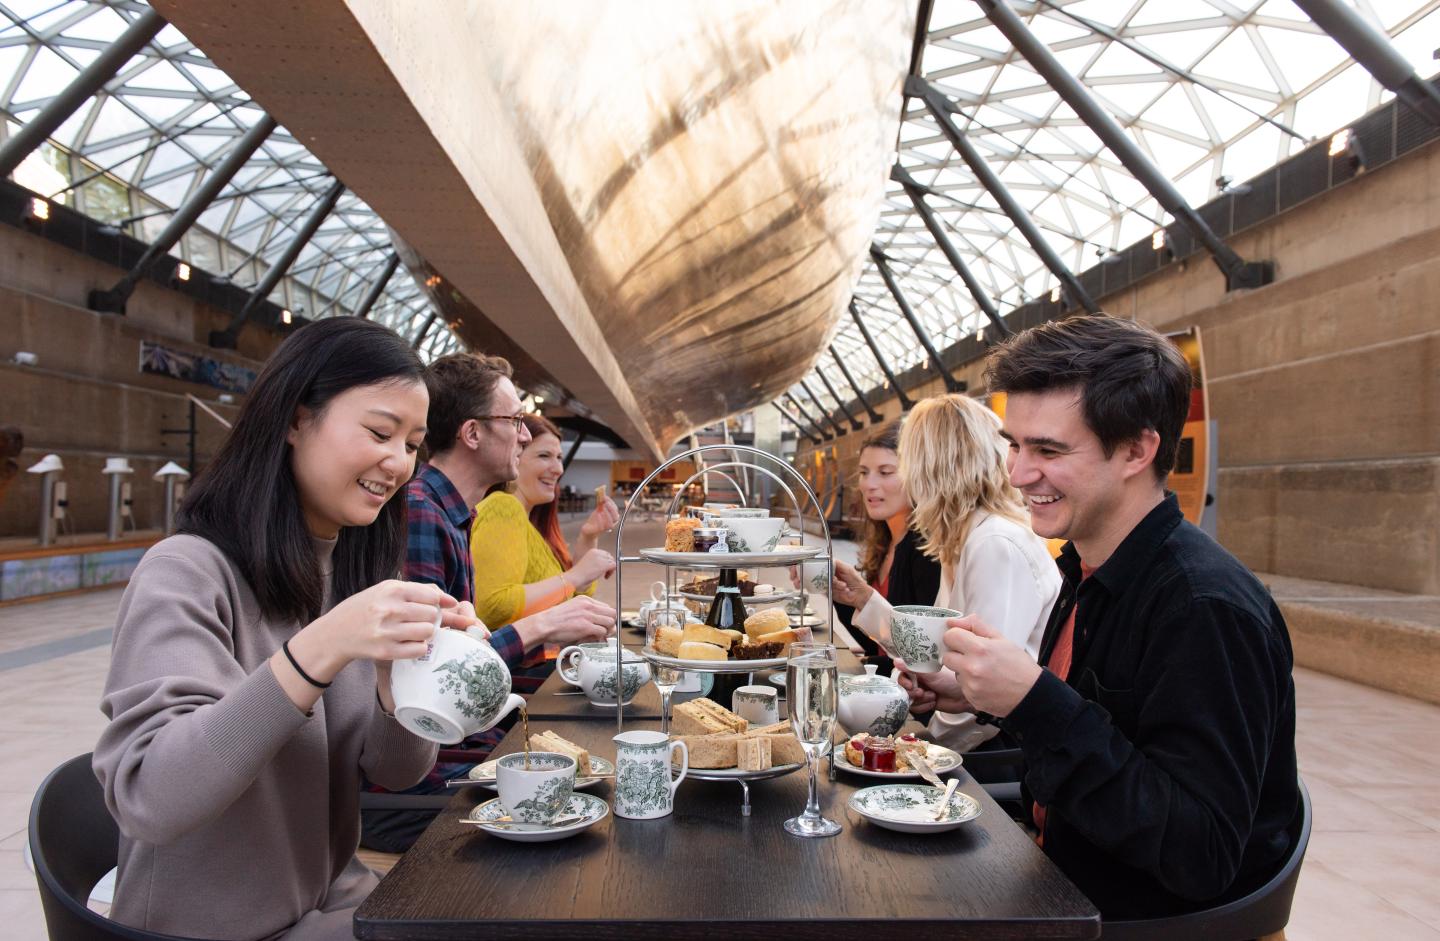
[495,752,577,825]
[733,684,779,726]
[721,516,786,553]
[558,642,652,707]
[613,731,689,819]
[886,604,961,674]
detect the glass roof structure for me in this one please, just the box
[804,0,1440,424]
[0,0,460,361]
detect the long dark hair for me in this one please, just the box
[485,414,573,569]
[855,421,902,585]
[179,318,425,623]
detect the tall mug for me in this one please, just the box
[613,731,688,820]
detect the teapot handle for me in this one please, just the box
[556,646,584,686]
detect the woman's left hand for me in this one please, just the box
[580,494,620,538]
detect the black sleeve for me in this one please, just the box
[1001,597,1288,901]
[889,530,942,609]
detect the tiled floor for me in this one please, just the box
[1,527,1438,939]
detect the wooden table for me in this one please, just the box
[356,685,1101,939]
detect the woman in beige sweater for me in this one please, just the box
[93,319,478,940]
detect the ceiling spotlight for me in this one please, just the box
[281,308,293,325]
[1329,129,1352,157]
[1152,229,1167,251]
[1048,286,1061,303]
[175,262,191,282]
[28,197,49,222]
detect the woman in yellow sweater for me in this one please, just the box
[471,414,619,635]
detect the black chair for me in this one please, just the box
[28,753,198,941]
[1100,778,1312,940]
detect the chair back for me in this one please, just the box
[1100,776,1312,940]
[28,753,196,941]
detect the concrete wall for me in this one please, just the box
[0,224,282,539]
[797,136,1440,595]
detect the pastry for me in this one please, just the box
[671,698,749,736]
[678,641,727,661]
[664,517,701,552]
[756,627,800,648]
[681,623,734,649]
[731,641,783,660]
[720,628,745,646]
[743,608,789,640]
[528,731,591,772]
[653,625,685,657]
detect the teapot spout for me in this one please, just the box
[483,693,526,731]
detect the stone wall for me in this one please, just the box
[797,136,1440,595]
[0,224,281,538]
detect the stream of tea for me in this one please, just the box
[520,705,530,770]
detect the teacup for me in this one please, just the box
[495,752,576,825]
[558,642,652,707]
[886,604,961,674]
[721,516,786,553]
[389,622,526,744]
[733,685,779,726]
[710,507,771,519]
[613,731,688,819]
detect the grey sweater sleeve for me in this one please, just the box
[358,695,440,791]
[93,547,310,846]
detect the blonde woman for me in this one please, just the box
[832,393,1060,751]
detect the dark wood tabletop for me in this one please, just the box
[356,708,1100,940]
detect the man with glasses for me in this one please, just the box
[362,351,616,852]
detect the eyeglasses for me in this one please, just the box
[476,413,527,430]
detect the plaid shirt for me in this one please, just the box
[369,463,529,792]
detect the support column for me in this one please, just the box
[353,251,401,319]
[798,379,848,437]
[772,402,821,445]
[815,367,863,431]
[785,392,832,442]
[0,9,167,178]
[830,344,883,423]
[90,114,277,313]
[891,163,1011,338]
[977,0,1273,290]
[908,75,1100,314]
[1293,0,1440,128]
[562,431,588,471]
[871,247,964,394]
[849,299,914,410]
[212,178,346,346]
[410,310,439,350]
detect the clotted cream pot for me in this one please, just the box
[836,664,910,737]
[389,624,525,744]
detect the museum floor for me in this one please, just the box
[0,519,1437,940]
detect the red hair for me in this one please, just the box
[522,414,572,569]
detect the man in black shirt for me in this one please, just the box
[903,315,1300,920]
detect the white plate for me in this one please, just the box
[686,760,804,781]
[834,741,963,780]
[639,545,824,567]
[463,793,609,842]
[848,784,982,833]
[768,673,787,688]
[455,755,615,790]
[641,648,786,672]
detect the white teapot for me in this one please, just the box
[389,624,525,744]
[836,664,910,737]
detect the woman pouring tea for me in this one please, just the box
[93,319,483,940]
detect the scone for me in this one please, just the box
[664,517,701,552]
[677,641,726,661]
[743,607,789,640]
[682,623,734,649]
[653,625,685,657]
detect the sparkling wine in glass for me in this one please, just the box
[784,642,841,838]
[645,607,686,734]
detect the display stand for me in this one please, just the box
[611,444,834,815]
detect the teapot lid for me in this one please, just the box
[843,664,902,691]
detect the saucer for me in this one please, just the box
[464,793,609,842]
[847,784,982,833]
[459,755,614,790]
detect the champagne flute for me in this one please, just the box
[645,607,686,734]
[783,642,841,838]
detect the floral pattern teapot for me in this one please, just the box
[837,663,910,737]
[389,623,525,744]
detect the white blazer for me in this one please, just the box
[853,510,1061,752]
